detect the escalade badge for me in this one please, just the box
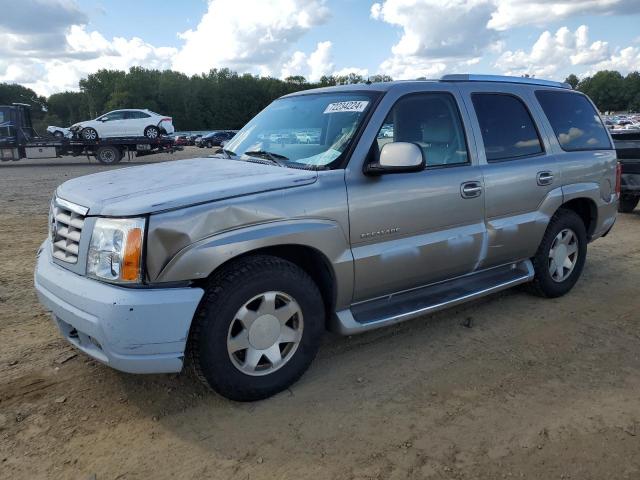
[360,227,400,239]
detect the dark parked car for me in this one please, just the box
[188,134,202,146]
[198,131,236,148]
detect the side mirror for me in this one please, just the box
[365,142,425,175]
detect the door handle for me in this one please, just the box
[537,171,554,186]
[461,181,482,199]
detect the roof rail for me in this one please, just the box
[440,74,572,90]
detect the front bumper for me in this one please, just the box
[34,241,204,374]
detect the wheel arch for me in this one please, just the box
[150,219,354,321]
[195,244,338,322]
[559,197,598,239]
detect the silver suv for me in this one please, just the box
[35,75,619,401]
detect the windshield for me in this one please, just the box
[223,92,378,168]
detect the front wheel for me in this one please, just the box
[188,255,324,401]
[144,126,160,139]
[530,209,587,298]
[81,127,98,141]
[619,195,639,213]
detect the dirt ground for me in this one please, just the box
[1,147,639,479]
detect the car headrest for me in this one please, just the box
[422,115,454,144]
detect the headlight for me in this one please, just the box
[87,217,145,284]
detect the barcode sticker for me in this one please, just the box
[323,101,369,114]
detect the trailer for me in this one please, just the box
[0,104,178,165]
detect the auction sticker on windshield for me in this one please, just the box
[324,101,369,114]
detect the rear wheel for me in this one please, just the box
[95,146,122,165]
[81,127,98,141]
[144,126,160,139]
[530,209,587,298]
[619,195,639,213]
[189,255,324,401]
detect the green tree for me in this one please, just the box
[577,70,626,112]
[564,74,579,89]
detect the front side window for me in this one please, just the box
[535,90,612,151]
[224,92,378,169]
[472,93,543,162]
[375,93,469,167]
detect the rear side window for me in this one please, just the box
[472,93,543,162]
[127,111,151,119]
[535,91,612,151]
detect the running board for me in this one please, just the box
[331,260,534,335]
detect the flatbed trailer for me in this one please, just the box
[1,104,178,164]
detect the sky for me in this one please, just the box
[1,0,640,96]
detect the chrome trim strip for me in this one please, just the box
[55,196,89,216]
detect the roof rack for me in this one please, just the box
[440,74,572,90]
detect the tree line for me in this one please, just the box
[564,71,640,113]
[1,67,638,135]
[0,68,391,134]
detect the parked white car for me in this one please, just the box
[47,125,72,138]
[70,109,175,141]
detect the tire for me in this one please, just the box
[144,126,160,139]
[618,195,639,213]
[81,127,98,141]
[188,255,325,401]
[206,141,212,148]
[529,209,587,298]
[95,146,122,165]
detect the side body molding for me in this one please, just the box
[153,219,355,309]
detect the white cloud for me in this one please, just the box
[0,25,176,95]
[587,46,640,75]
[280,41,334,80]
[488,0,640,31]
[495,25,611,78]
[172,0,330,76]
[371,0,499,79]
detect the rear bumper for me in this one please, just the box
[34,241,204,374]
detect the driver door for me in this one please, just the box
[346,91,486,302]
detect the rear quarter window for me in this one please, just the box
[535,90,612,151]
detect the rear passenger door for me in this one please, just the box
[460,85,558,267]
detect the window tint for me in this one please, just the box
[126,111,151,119]
[472,94,543,162]
[376,93,469,167]
[535,90,612,151]
[101,111,126,121]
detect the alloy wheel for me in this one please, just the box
[227,291,303,376]
[548,228,579,282]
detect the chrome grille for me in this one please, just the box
[50,197,88,264]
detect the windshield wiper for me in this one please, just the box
[221,148,237,158]
[243,150,289,167]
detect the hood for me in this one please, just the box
[56,157,317,216]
